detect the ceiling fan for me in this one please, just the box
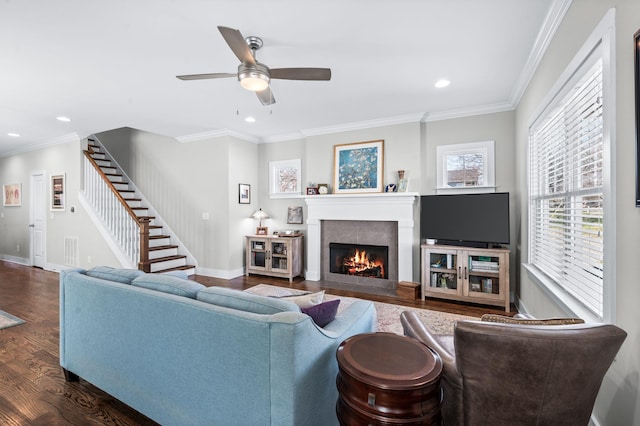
[177,26,332,106]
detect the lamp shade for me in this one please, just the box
[252,208,269,226]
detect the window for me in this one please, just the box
[269,159,302,198]
[436,141,495,194]
[528,10,614,322]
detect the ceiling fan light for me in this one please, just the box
[239,72,270,92]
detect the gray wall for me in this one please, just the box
[0,136,120,270]
[515,2,639,424]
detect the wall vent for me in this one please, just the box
[64,236,80,267]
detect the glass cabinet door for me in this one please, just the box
[426,248,460,294]
[250,239,267,270]
[270,240,289,272]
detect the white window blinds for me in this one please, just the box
[529,57,604,318]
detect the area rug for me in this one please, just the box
[0,310,25,330]
[245,284,476,335]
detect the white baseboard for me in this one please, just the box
[196,266,244,280]
[0,255,31,265]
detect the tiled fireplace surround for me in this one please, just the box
[304,193,418,291]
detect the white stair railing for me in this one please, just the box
[83,154,141,266]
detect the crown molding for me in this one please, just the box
[300,113,425,138]
[176,129,259,144]
[422,102,515,123]
[509,0,573,106]
[0,132,81,158]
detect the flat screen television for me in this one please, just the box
[420,192,510,248]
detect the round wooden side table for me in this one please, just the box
[336,332,443,425]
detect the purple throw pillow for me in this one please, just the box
[301,299,340,327]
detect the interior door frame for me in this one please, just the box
[30,170,47,267]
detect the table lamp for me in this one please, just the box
[252,208,269,235]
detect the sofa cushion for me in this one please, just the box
[301,299,340,327]
[278,291,325,308]
[131,273,205,299]
[85,266,144,284]
[197,287,300,315]
[481,314,585,325]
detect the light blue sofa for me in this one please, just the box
[59,267,376,425]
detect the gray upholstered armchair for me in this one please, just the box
[401,311,626,426]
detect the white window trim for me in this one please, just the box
[436,140,496,194]
[526,8,616,324]
[269,158,303,199]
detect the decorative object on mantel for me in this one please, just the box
[333,140,384,194]
[252,208,269,235]
[397,170,408,192]
[317,183,330,194]
[384,183,397,192]
[306,183,319,195]
[3,183,21,207]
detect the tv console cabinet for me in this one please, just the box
[421,244,510,312]
[246,235,304,282]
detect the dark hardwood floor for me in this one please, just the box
[0,261,514,424]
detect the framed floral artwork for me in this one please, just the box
[3,183,21,206]
[333,140,384,193]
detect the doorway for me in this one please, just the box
[30,171,46,268]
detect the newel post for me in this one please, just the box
[138,217,151,272]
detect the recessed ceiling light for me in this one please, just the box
[245,116,256,123]
[435,79,451,88]
[56,116,71,122]
[8,132,20,137]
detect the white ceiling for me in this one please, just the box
[0,0,563,157]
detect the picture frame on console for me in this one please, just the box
[333,140,384,194]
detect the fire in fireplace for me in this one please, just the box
[329,243,388,279]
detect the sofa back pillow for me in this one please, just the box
[85,266,144,285]
[131,273,205,299]
[197,287,300,315]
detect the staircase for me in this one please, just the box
[82,138,196,275]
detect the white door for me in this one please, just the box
[30,172,46,268]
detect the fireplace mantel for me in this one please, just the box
[304,193,419,281]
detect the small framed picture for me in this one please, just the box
[306,187,319,195]
[51,174,65,211]
[3,183,21,207]
[287,206,303,224]
[239,183,251,204]
[256,226,268,235]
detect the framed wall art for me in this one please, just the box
[287,206,303,224]
[3,183,21,207]
[269,159,302,198]
[333,140,384,194]
[51,173,65,211]
[239,183,251,204]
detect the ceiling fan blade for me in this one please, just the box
[256,87,276,106]
[270,68,331,81]
[218,26,255,65]
[176,73,236,80]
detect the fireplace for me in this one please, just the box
[322,220,397,290]
[329,243,388,279]
[304,193,418,285]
